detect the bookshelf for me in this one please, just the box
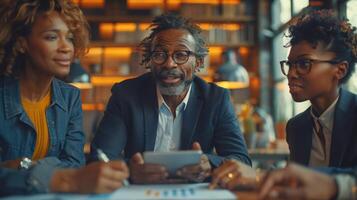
[76,0,258,111]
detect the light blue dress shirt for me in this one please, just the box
[154,85,192,152]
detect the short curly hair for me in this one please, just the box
[139,13,209,68]
[0,0,90,76]
[285,9,357,83]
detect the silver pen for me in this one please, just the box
[97,149,130,186]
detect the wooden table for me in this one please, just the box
[236,191,259,200]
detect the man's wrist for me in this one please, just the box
[50,169,78,193]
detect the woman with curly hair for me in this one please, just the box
[0,0,89,169]
[209,9,357,195]
[282,9,357,168]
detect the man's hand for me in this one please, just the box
[258,163,337,200]
[210,159,256,190]
[176,142,211,182]
[51,161,129,194]
[129,152,169,184]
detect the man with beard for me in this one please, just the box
[89,14,251,184]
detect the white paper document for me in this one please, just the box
[109,183,236,200]
[1,183,237,200]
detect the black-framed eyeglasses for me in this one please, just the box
[150,50,197,65]
[280,59,340,76]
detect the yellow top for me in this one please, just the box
[21,90,51,160]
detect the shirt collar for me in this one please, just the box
[310,95,339,132]
[156,84,192,111]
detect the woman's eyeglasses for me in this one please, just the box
[280,59,340,76]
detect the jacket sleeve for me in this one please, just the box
[209,90,251,167]
[0,158,60,196]
[286,119,294,162]
[57,89,85,168]
[89,85,128,162]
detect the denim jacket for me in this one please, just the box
[0,75,85,168]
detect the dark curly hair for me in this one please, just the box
[139,13,209,68]
[0,0,90,76]
[286,9,357,84]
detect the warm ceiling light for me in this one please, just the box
[209,46,223,55]
[215,81,249,89]
[79,0,105,8]
[209,46,223,61]
[198,23,212,30]
[139,23,151,31]
[222,24,240,31]
[222,0,240,4]
[127,0,163,9]
[104,47,132,58]
[199,23,240,31]
[87,48,103,56]
[99,23,114,39]
[167,0,181,9]
[239,47,249,56]
[181,0,219,5]
[91,76,135,86]
[115,23,136,32]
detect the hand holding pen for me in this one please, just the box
[97,149,130,186]
[52,155,129,194]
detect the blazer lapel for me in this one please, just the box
[181,82,203,150]
[294,110,313,165]
[330,90,354,166]
[142,75,159,151]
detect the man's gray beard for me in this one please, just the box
[158,81,190,96]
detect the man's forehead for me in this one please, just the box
[151,29,196,49]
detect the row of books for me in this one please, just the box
[180,1,255,18]
[201,24,255,45]
[102,24,255,46]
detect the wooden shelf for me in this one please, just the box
[208,42,255,47]
[191,16,256,23]
[80,1,258,111]
[89,42,141,48]
[89,41,255,48]
[86,15,255,23]
[87,15,154,23]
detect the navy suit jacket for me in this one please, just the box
[89,73,251,167]
[287,89,357,168]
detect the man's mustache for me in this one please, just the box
[158,69,184,79]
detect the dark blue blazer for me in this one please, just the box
[90,73,251,167]
[287,89,357,168]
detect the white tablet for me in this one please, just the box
[143,150,202,174]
